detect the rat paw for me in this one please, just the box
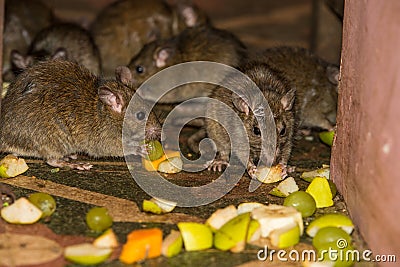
[246,163,258,179]
[47,159,93,170]
[206,159,229,172]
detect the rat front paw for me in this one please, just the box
[247,163,258,179]
[206,159,229,172]
[47,159,93,170]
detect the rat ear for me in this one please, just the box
[11,50,32,70]
[179,5,198,27]
[115,66,134,87]
[52,48,68,60]
[281,88,296,111]
[232,93,250,115]
[154,47,173,68]
[326,65,340,87]
[98,86,124,114]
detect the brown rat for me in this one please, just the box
[0,60,161,170]
[2,0,54,81]
[91,0,208,78]
[125,25,247,103]
[205,61,297,178]
[11,23,102,77]
[261,46,339,131]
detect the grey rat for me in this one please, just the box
[205,61,297,178]
[11,23,102,77]
[2,0,54,81]
[261,46,339,130]
[91,0,208,78]
[0,60,161,170]
[125,25,247,103]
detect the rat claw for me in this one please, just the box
[206,160,229,172]
[46,159,93,170]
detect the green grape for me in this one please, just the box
[28,192,56,218]
[313,226,352,250]
[86,207,113,232]
[317,240,356,267]
[283,191,316,217]
[146,140,164,161]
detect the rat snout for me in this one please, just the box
[145,122,162,141]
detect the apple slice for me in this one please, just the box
[301,167,330,182]
[214,212,251,252]
[306,213,354,237]
[251,204,303,238]
[319,130,335,146]
[0,155,29,178]
[247,220,261,243]
[206,205,237,231]
[269,222,300,248]
[177,222,213,251]
[143,197,177,214]
[255,165,284,184]
[306,177,334,208]
[269,177,299,197]
[64,243,112,266]
[237,202,267,215]
[93,228,119,248]
[161,230,183,258]
[1,197,42,224]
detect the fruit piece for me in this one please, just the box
[317,241,356,267]
[247,220,261,243]
[269,177,299,197]
[142,150,181,172]
[251,204,303,237]
[283,191,317,217]
[119,228,163,264]
[143,197,177,214]
[306,214,354,237]
[158,156,183,173]
[0,155,29,178]
[214,212,251,252]
[255,165,284,184]
[306,177,334,208]
[93,228,119,248]
[269,222,300,248]
[177,222,213,251]
[1,197,42,224]
[64,243,112,266]
[312,227,352,251]
[328,180,338,198]
[161,230,183,258]
[206,205,238,231]
[301,167,330,182]
[86,207,113,232]
[319,131,335,146]
[28,192,56,218]
[237,202,267,215]
[146,140,164,161]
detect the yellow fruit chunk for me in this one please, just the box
[142,150,181,172]
[214,213,251,252]
[64,243,112,266]
[161,230,183,258]
[247,220,261,243]
[206,205,238,231]
[269,177,299,197]
[142,197,177,214]
[1,197,42,224]
[270,222,300,248]
[119,228,162,264]
[93,228,119,248]
[0,155,29,178]
[319,130,335,146]
[255,165,284,184]
[306,213,354,237]
[306,177,334,208]
[177,222,213,251]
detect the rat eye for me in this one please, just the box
[279,125,286,136]
[136,65,144,74]
[253,126,261,136]
[136,111,146,120]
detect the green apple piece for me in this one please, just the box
[247,219,261,243]
[146,140,164,161]
[0,155,29,178]
[142,199,163,214]
[328,180,338,198]
[177,222,213,251]
[306,214,354,237]
[269,177,299,197]
[270,222,300,248]
[317,241,356,267]
[251,204,303,238]
[93,228,119,248]
[143,198,177,214]
[255,165,284,184]
[283,191,317,217]
[312,227,352,251]
[158,156,183,173]
[1,197,42,224]
[214,212,251,252]
[306,177,334,208]
[64,243,112,266]
[162,230,183,257]
[206,205,237,231]
[301,167,330,182]
[319,131,335,146]
[237,202,267,215]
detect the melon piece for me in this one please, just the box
[177,222,213,251]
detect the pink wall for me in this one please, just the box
[331,0,400,263]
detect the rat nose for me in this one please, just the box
[145,124,162,141]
